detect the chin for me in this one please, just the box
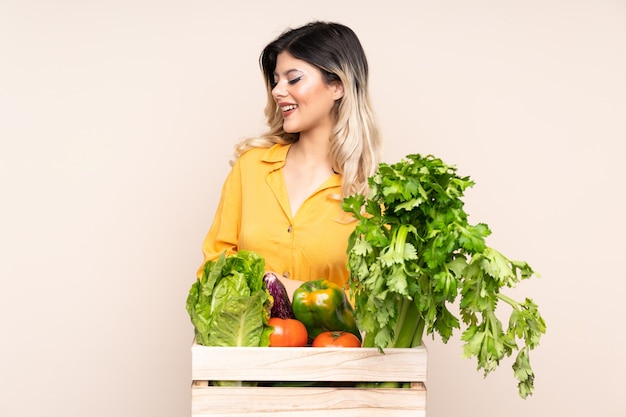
[282,124,299,134]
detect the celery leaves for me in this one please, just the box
[343,154,546,398]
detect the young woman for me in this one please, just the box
[197,21,383,295]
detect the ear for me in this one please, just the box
[330,81,344,101]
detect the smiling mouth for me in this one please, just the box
[281,104,298,112]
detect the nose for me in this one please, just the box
[272,82,287,100]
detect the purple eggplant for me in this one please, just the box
[263,272,295,319]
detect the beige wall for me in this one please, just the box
[1,1,625,416]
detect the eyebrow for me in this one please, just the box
[272,68,304,78]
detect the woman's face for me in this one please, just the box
[271,52,344,137]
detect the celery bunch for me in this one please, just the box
[342,154,546,398]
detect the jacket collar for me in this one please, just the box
[261,143,291,169]
[262,143,342,188]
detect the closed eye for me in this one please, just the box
[271,70,304,89]
[288,76,303,85]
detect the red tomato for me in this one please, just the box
[268,318,308,347]
[312,331,362,348]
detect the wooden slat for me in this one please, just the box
[191,385,427,417]
[191,344,428,382]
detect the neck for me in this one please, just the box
[288,137,333,172]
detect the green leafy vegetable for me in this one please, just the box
[342,153,546,398]
[186,250,273,348]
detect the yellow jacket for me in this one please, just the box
[198,143,357,289]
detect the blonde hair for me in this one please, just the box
[234,21,383,199]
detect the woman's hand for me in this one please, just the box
[275,274,303,302]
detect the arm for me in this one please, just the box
[196,161,243,278]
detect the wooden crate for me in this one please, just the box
[191,341,427,417]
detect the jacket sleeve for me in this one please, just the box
[196,160,242,278]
